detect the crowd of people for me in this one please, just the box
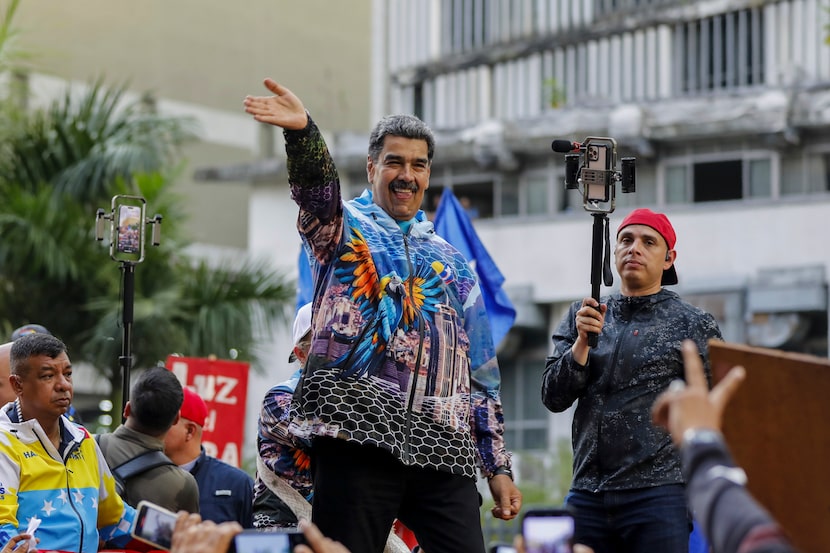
[0,76,800,553]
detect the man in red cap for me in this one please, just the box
[164,387,254,528]
[542,208,722,553]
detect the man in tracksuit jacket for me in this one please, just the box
[244,79,521,553]
[0,333,135,553]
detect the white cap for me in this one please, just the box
[288,303,313,362]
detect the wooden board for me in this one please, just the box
[708,340,830,553]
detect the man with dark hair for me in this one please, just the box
[543,208,722,553]
[244,81,521,553]
[0,334,135,552]
[97,366,200,513]
[3,324,83,424]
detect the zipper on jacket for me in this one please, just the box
[401,230,426,465]
[594,302,632,493]
[64,440,86,553]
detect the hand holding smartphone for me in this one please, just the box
[131,500,178,551]
[522,508,575,553]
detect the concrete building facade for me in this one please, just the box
[299,0,830,499]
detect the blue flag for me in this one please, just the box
[433,188,516,346]
[295,245,314,312]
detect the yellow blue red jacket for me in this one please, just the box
[0,403,136,552]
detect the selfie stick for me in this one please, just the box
[588,213,612,348]
[119,263,136,420]
[95,200,162,421]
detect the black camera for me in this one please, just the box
[553,137,636,214]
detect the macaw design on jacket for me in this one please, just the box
[326,226,445,380]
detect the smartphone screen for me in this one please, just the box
[584,143,610,202]
[110,195,146,263]
[233,528,307,553]
[522,509,575,553]
[116,204,142,254]
[131,500,178,551]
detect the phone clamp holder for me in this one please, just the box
[95,195,163,419]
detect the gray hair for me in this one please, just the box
[368,114,435,163]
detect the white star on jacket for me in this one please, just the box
[73,490,85,504]
[41,500,56,517]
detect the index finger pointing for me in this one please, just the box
[681,340,708,390]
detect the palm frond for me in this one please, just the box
[177,257,294,368]
[0,81,198,205]
[0,186,89,282]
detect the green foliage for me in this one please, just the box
[0,6,293,424]
[0,1,28,66]
[480,439,574,545]
[0,81,198,206]
[543,78,567,109]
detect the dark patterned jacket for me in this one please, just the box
[283,117,510,479]
[542,289,722,491]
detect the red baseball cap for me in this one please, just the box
[617,208,678,285]
[180,387,208,427]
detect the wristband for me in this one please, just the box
[489,466,513,481]
[681,427,723,450]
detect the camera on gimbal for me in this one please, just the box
[552,137,636,214]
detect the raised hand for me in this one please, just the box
[243,78,308,130]
[651,340,746,444]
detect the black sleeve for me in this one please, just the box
[682,436,797,553]
[541,302,591,413]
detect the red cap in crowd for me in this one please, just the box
[180,387,208,427]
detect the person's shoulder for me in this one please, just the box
[265,382,296,399]
[669,292,714,317]
[206,455,254,483]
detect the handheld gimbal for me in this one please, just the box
[95,195,163,419]
[552,138,636,347]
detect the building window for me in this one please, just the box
[797,152,830,195]
[423,185,445,221]
[748,158,771,198]
[675,7,764,95]
[500,359,550,451]
[662,155,774,204]
[594,0,676,17]
[694,160,742,202]
[665,165,688,204]
[454,181,494,219]
[500,174,520,217]
[524,174,550,215]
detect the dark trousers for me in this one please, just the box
[566,484,690,553]
[311,437,486,553]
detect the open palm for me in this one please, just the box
[243,78,308,130]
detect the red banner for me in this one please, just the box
[165,356,249,467]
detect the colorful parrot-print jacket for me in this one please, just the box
[0,405,135,553]
[284,116,510,479]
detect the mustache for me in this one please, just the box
[389,180,418,193]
